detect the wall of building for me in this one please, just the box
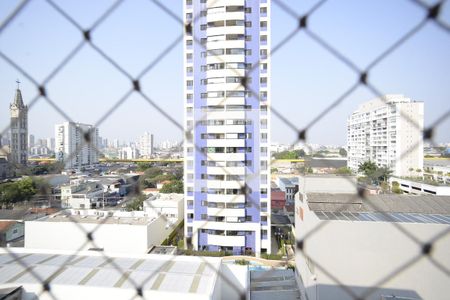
[295,197,450,300]
[217,264,248,300]
[25,217,170,254]
[299,176,357,194]
[390,177,450,196]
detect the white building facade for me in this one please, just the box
[25,210,173,254]
[184,0,271,255]
[295,193,450,300]
[118,146,139,160]
[347,95,424,177]
[55,122,99,169]
[139,132,154,158]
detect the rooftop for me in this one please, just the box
[305,158,347,169]
[306,193,450,224]
[33,211,158,226]
[0,248,220,297]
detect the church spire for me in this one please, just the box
[13,79,24,107]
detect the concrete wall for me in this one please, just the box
[6,222,24,242]
[25,216,172,254]
[295,196,450,300]
[299,176,357,194]
[217,264,248,300]
[390,177,450,196]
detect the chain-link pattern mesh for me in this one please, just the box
[0,0,449,299]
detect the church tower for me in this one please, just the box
[10,80,28,166]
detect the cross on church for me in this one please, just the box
[16,79,20,89]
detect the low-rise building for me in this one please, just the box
[271,189,286,212]
[298,175,357,194]
[276,177,299,202]
[60,182,104,209]
[143,193,184,224]
[0,157,12,179]
[0,248,248,300]
[305,158,347,174]
[295,193,450,300]
[0,221,24,246]
[389,177,450,196]
[25,209,175,254]
[424,164,450,185]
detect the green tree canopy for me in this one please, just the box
[160,180,183,193]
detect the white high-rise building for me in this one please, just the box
[47,137,55,153]
[55,122,99,169]
[139,132,153,158]
[347,95,424,177]
[183,1,271,255]
[118,146,139,160]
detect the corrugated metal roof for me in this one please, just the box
[0,251,220,295]
[307,193,450,215]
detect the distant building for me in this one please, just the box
[0,158,12,179]
[0,221,24,246]
[143,193,184,224]
[118,146,139,160]
[389,177,450,196]
[28,134,35,148]
[305,158,347,174]
[347,95,424,177]
[139,132,153,158]
[55,122,99,169]
[60,182,104,209]
[295,193,450,300]
[46,137,55,152]
[271,189,286,212]
[9,83,28,166]
[276,177,299,202]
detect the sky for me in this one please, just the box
[0,0,449,146]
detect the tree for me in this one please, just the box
[375,166,393,183]
[335,167,352,175]
[160,180,183,193]
[0,177,37,207]
[125,194,146,211]
[295,149,306,158]
[391,181,402,194]
[358,161,377,178]
[339,148,347,157]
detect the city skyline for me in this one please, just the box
[1,0,449,146]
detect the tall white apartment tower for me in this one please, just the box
[139,132,154,158]
[184,0,271,255]
[347,95,424,177]
[55,122,99,169]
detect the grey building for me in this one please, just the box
[10,83,28,167]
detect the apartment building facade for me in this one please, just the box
[55,122,99,169]
[184,0,271,255]
[347,95,424,177]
